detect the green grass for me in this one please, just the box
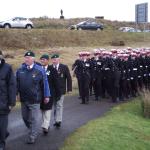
[61,99,150,150]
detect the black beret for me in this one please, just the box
[51,54,59,59]
[24,51,35,57]
[40,54,49,60]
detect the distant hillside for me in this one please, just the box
[31,17,150,30]
[0,18,150,50]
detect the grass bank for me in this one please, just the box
[61,99,150,150]
[0,29,150,50]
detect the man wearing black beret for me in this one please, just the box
[16,50,50,144]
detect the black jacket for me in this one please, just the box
[51,63,72,95]
[40,65,61,110]
[0,59,16,114]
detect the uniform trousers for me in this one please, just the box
[41,110,52,129]
[53,95,64,123]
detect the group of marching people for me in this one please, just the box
[0,50,72,150]
[72,47,150,104]
[1,46,150,149]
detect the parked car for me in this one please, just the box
[126,28,142,32]
[118,27,135,32]
[0,17,34,29]
[69,21,104,31]
[143,29,150,32]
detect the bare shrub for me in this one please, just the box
[111,40,125,46]
[141,89,150,118]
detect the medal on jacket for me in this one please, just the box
[61,73,64,78]
[32,74,36,78]
[57,69,61,74]
[32,71,38,78]
[46,70,50,75]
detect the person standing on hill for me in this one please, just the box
[50,54,72,128]
[0,51,16,150]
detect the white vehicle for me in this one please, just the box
[118,27,135,32]
[0,17,34,29]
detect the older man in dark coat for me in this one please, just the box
[51,54,72,128]
[0,51,16,150]
[40,54,61,134]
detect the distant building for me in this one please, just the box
[135,3,148,23]
[95,16,104,19]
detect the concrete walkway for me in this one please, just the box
[7,95,116,150]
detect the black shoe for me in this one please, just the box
[53,122,61,128]
[26,137,36,144]
[42,128,49,135]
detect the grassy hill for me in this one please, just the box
[0,18,150,50]
[1,18,150,71]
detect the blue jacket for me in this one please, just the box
[16,63,50,103]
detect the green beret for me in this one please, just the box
[51,54,59,59]
[40,54,49,60]
[24,51,35,57]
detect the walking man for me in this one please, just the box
[16,51,50,144]
[51,54,72,128]
[0,51,16,150]
[40,54,61,134]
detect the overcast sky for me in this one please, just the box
[0,0,149,21]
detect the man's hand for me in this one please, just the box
[44,97,50,104]
[8,106,13,110]
[16,95,20,101]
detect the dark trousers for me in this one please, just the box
[77,78,82,98]
[130,79,138,97]
[119,79,130,100]
[79,75,90,103]
[93,77,102,99]
[0,115,8,149]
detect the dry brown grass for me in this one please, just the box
[0,29,150,51]
[0,18,150,50]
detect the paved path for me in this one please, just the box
[6,95,116,150]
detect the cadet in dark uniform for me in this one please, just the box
[72,52,83,99]
[118,54,131,100]
[0,51,16,150]
[128,53,139,97]
[102,51,120,102]
[91,49,103,101]
[73,52,91,104]
[40,54,61,134]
